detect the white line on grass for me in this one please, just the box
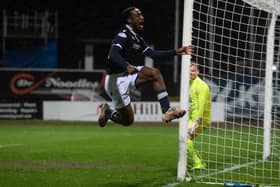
[0,144,24,149]
[161,182,180,187]
[161,160,271,187]
[194,159,266,180]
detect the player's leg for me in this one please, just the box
[187,119,206,169]
[112,104,134,126]
[135,66,186,122]
[187,138,206,169]
[98,103,134,127]
[98,73,135,127]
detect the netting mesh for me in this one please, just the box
[189,0,280,185]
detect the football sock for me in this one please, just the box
[157,90,170,113]
[109,111,120,121]
[105,107,113,117]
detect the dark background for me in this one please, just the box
[1,1,279,118]
[1,0,273,96]
[1,0,180,69]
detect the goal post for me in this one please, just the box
[263,12,277,160]
[177,0,194,182]
[178,0,280,185]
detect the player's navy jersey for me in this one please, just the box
[107,24,177,74]
[106,24,150,74]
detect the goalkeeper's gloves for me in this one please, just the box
[188,118,201,136]
[193,118,201,127]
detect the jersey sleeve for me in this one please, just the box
[111,31,129,49]
[137,37,149,53]
[108,31,130,69]
[190,89,200,119]
[141,38,177,59]
[143,48,177,59]
[108,46,129,69]
[197,84,210,118]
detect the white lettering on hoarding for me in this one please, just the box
[45,78,98,88]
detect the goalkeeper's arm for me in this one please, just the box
[190,83,210,129]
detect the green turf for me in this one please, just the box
[0,120,278,187]
[189,127,280,185]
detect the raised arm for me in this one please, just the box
[143,45,192,60]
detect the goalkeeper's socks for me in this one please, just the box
[157,90,170,113]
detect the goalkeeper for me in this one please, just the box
[187,63,211,169]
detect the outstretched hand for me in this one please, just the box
[176,45,192,55]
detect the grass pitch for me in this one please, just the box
[0,120,278,187]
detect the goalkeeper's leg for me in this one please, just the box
[187,139,206,169]
[187,121,206,169]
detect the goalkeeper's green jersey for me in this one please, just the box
[189,76,211,126]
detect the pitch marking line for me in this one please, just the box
[0,144,24,149]
[194,159,265,180]
[161,182,180,187]
[162,159,275,186]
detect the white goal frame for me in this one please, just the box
[177,0,277,183]
[177,0,194,182]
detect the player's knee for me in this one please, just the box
[151,68,162,80]
[152,68,161,75]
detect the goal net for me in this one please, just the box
[180,0,280,185]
